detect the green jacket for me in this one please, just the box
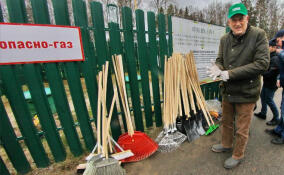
[216,25,269,103]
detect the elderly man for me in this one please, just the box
[265,30,284,144]
[207,3,269,169]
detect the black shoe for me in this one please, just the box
[254,113,266,120]
[266,119,279,126]
[271,138,284,145]
[265,129,281,137]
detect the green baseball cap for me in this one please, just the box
[228,3,248,18]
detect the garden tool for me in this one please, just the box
[186,53,219,135]
[112,55,158,162]
[83,62,125,175]
[156,56,186,152]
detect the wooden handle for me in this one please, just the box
[185,53,213,126]
[97,72,103,154]
[180,58,190,117]
[188,53,214,125]
[102,62,109,158]
[112,55,134,135]
[184,61,197,115]
[106,89,118,154]
[163,58,169,128]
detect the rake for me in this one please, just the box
[112,55,158,162]
[157,55,187,152]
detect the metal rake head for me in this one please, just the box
[158,135,180,153]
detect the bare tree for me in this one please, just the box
[150,0,176,13]
[279,3,284,30]
[255,0,269,33]
[206,1,217,24]
[267,0,280,38]
[241,0,257,26]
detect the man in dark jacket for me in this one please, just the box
[255,39,279,125]
[265,30,284,144]
[207,3,269,169]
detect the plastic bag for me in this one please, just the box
[206,99,222,119]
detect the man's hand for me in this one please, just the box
[276,48,283,54]
[207,60,221,80]
[277,80,281,88]
[220,71,229,82]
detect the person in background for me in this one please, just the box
[254,39,279,126]
[265,30,284,144]
[207,3,269,169]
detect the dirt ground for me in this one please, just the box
[2,88,284,175]
[123,88,284,175]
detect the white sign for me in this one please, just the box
[172,17,225,81]
[0,23,84,65]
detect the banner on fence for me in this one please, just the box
[172,17,225,81]
[0,23,84,65]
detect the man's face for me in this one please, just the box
[269,46,276,53]
[228,14,249,36]
[276,36,284,48]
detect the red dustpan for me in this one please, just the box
[112,55,158,163]
[117,131,158,162]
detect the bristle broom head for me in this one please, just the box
[84,158,125,175]
[111,150,134,160]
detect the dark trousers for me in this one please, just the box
[260,87,279,120]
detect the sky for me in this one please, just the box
[141,0,240,11]
[142,0,284,11]
[176,0,240,9]
[180,0,284,9]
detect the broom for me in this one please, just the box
[112,55,158,162]
[83,62,125,175]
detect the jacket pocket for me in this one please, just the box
[224,81,241,95]
[241,78,261,97]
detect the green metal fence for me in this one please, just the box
[0,0,221,174]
